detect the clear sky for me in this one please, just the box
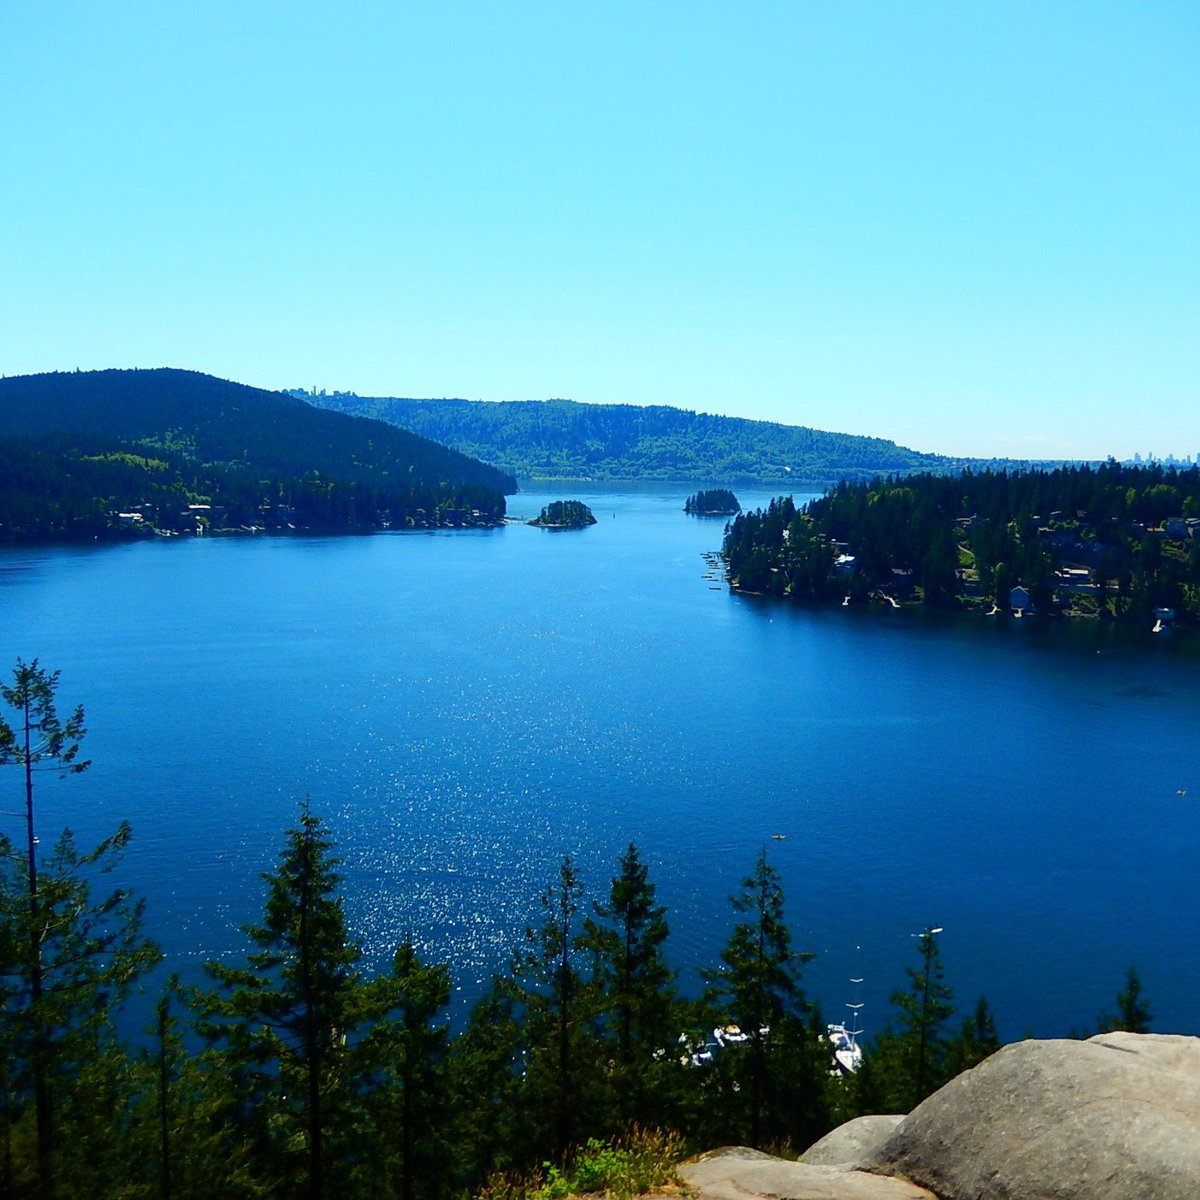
[3,1,1196,460]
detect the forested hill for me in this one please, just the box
[293,391,986,486]
[0,369,516,541]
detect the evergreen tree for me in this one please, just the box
[447,977,523,1188]
[877,927,954,1111]
[117,974,262,1200]
[367,937,451,1200]
[0,661,159,1199]
[1098,964,1152,1034]
[580,843,678,1127]
[200,804,381,1200]
[945,995,1001,1076]
[0,822,161,1198]
[511,856,598,1163]
[703,848,814,1148]
[0,659,88,1194]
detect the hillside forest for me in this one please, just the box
[723,462,1200,626]
[294,391,996,487]
[0,370,515,542]
[0,661,1154,1200]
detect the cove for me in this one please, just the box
[1,482,1197,1039]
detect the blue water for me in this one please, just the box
[1,483,1197,1039]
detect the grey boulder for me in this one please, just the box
[862,1032,1200,1200]
[802,1115,906,1166]
[679,1146,936,1200]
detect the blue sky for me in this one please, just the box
[3,1,1196,460]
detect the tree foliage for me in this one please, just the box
[702,848,820,1148]
[1098,964,1153,1034]
[200,804,391,1199]
[723,463,1200,624]
[872,929,955,1113]
[580,843,678,1127]
[0,369,514,542]
[0,660,159,1199]
[509,856,599,1163]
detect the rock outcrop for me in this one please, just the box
[863,1032,1200,1200]
[802,1115,905,1166]
[682,1034,1200,1200]
[679,1146,935,1200]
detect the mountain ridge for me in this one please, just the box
[293,389,1046,486]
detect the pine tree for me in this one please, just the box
[945,995,1001,1076]
[0,823,162,1197]
[0,659,88,1195]
[0,661,159,1198]
[1098,965,1152,1034]
[114,974,263,1200]
[511,856,598,1163]
[877,927,954,1111]
[200,804,379,1200]
[448,977,522,1187]
[703,848,814,1147]
[580,843,677,1127]
[366,937,451,1200]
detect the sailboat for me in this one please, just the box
[827,969,865,1075]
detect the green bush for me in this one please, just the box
[476,1128,684,1200]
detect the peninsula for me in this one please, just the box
[723,463,1200,629]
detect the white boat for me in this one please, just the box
[827,1022,863,1075]
[678,1030,721,1067]
[713,1023,749,1047]
[828,970,865,1075]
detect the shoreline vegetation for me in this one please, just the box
[722,463,1200,632]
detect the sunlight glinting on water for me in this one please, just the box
[1,484,1197,1036]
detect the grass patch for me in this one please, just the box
[475,1128,686,1200]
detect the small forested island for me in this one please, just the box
[685,487,741,515]
[0,369,515,542]
[723,463,1200,628]
[530,498,597,528]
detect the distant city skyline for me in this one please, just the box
[3,2,1195,462]
[1130,451,1199,467]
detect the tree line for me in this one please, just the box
[723,462,1200,624]
[0,661,1155,1199]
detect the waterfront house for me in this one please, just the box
[1010,585,1034,613]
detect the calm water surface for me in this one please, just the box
[2,484,1198,1038]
